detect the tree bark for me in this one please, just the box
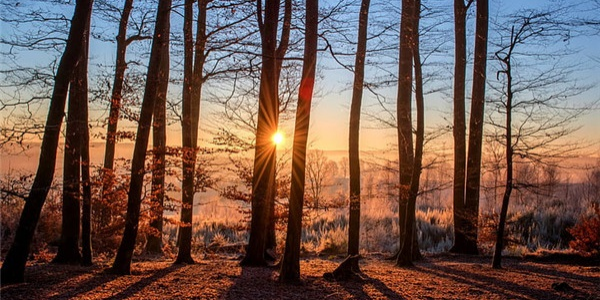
[81,60,93,266]
[395,0,415,267]
[1,0,94,284]
[397,0,421,267]
[110,0,171,275]
[266,0,292,253]
[450,0,472,254]
[146,45,169,255]
[241,0,280,267]
[176,0,207,264]
[347,0,370,259]
[53,51,85,265]
[100,0,134,228]
[464,0,488,255]
[279,0,318,283]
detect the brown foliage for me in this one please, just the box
[568,205,600,257]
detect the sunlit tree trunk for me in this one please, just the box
[464,0,488,255]
[279,0,318,282]
[0,0,94,284]
[110,0,171,275]
[242,0,280,266]
[450,0,472,254]
[100,0,134,227]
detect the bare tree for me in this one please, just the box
[241,0,282,266]
[490,7,592,268]
[463,0,488,255]
[279,0,318,282]
[450,0,474,254]
[110,0,171,275]
[0,0,94,284]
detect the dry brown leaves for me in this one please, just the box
[1,254,598,299]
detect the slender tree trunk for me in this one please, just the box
[279,0,318,282]
[266,0,292,253]
[177,0,207,264]
[146,46,169,255]
[101,0,134,228]
[464,0,488,255]
[242,0,280,266]
[81,65,93,266]
[450,0,471,254]
[347,0,370,259]
[110,0,171,275]
[0,0,94,284]
[492,31,514,269]
[395,0,415,267]
[397,0,421,267]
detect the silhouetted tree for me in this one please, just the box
[395,0,416,267]
[99,0,152,228]
[279,0,318,282]
[146,40,169,255]
[242,0,281,266]
[53,11,92,265]
[110,0,171,275]
[463,0,488,255]
[0,0,94,284]
[450,0,474,255]
[490,8,591,268]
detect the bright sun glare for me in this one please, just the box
[272,131,284,145]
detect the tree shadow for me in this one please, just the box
[0,264,114,299]
[415,262,593,299]
[512,262,600,285]
[106,264,184,300]
[224,266,343,300]
[336,273,407,300]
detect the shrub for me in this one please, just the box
[568,205,600,257]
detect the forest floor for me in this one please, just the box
[1,253,599,300]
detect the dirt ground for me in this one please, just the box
[1,254,599,299]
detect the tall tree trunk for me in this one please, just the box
[450,0,472,254]
[81,62,93,266]
[397,0,421,267]
[279,0,318,283]
[241,0,280,266]
[146,46,169,255]
[348,0,370,258]
[266,0,292,253]
[0,0,94,284]
[395,0,415,267]
[464,0,488,255]
[177,0,207,264]
[101,0,134,228]
[110,0,171,275]
[54,11,92,265]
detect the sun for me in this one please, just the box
[272,131,284,146]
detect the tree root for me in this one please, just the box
[323,255,362,281]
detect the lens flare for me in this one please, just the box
[272,131,284,145]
